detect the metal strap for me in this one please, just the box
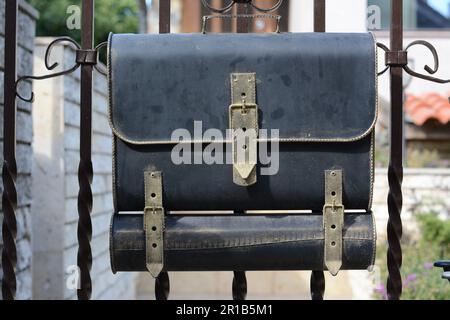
[75,49,98,65]
[144,171,165,278]
[229,73,258,186]
[323,170,344,276]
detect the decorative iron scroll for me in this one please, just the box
[201,0,283,14]
[377,36,449,300]
[202,14,281,34]
[377,41,450,84]
[14,38,107,102]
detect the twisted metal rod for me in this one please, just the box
[378,32,449,298]
[310,1,326,300]
[155,272,170,300]
[77,0,95,300]
[310,271,325,300]
[2,161,18,300]
[386,0,404,300]
[1,0,18,301]
[77,159,93,300]
[387,165,403,299]
[377,34,449,300]
[232,271,247,300]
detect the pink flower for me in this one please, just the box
[424,262,433,270]
[404,273,418,287]
[374,283,388,300]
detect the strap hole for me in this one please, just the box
[152,226,157,231]
[242,145,248,150]
[242,127,247,132]
[331,241,336,247]
[151,193,156,198]
[241,92,246,98]
[331,225,336,230]
[331,191,336,196]
[152,243,157,248]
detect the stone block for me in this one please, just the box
[93,133,112,155]
[93,111,112,136]
[64,174,79,199]
[64,100,80,128]
[92,153,112,175]
[64,125,80,151]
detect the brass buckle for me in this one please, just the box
[229,73,259,186]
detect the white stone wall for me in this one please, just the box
[0,0,38,300]
[32,38,136,300]
[373,168,450,239]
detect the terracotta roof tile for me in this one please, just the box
[405,92,450,126]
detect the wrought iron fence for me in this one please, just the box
[2,0,450,300]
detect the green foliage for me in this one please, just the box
[27,0,139,47]
[417,213,450,257]
[374,212,450,300]
[374,147,389,168]
[407,149,441,168]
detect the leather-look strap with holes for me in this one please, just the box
[144,171,165,278]
[323,170,344,276]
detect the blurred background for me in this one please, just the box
[0,0,449,299]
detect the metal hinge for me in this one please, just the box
[144,171,165,278]
[229,73,259,187]
[323,169,344,276]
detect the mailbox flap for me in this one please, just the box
[108,32,377,144]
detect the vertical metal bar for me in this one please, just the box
[153,0,172,301]
[387,0,403,300]
[1,0,18,301]
[181,0,201,33]
[234,5,249,298]
[159,0,171,34]
[211,0,224,33]
[310,271,325,300]
[252,0,278,32]
[155,271,170,300]
[310,0,326,301]
[232,270,247,300]
[236,2,249,33]
[314,0,326,32]
[77,0,94,300]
